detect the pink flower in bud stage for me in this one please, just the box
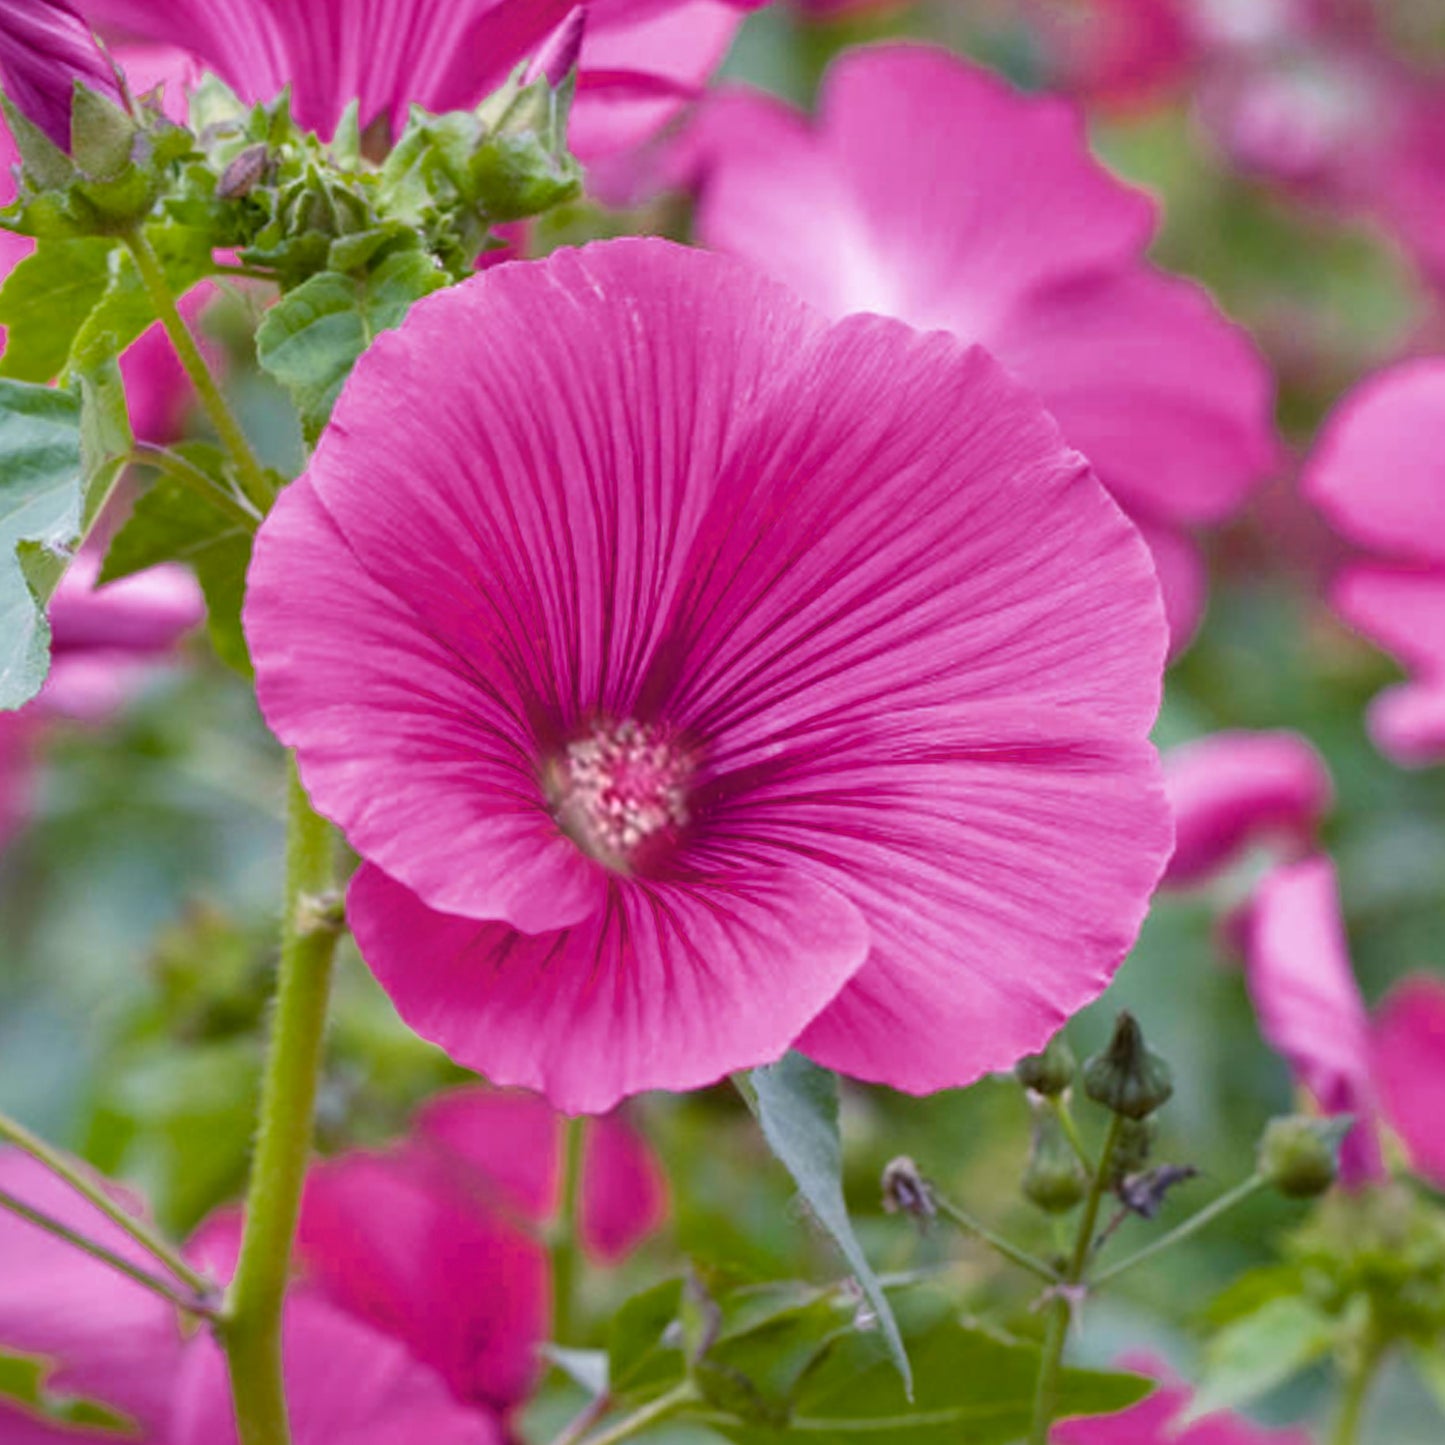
[0,0,123,151]
[79,0,765,159]
[689,45,1278,654]
[1162,730,1333,887]
[245,237,1172,1113]
[1240,855,1385,1186]
[1053,1353,1313,1444]
[1304,358,1445,767]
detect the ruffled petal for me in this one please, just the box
[1163,730,1332,888]
[1373,975,1445,1189]
[296,1149,548,1412]
[169,1295,505,1445]
[1304,358,1445,568]
[989,268,1277,527]
[348,860,871,1113]
[1240,857,1384,1186]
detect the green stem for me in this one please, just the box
[222,761,342,1445]
[932,1195,1059,1283]
[1050,1097,1094,1174]
[0,1186,217,1316]
[1091,1175,1266,1288]
[0,1110,211,1295]
[1331,1330,1384,1445]
[574,1384,697,1445]
[1028,1113,1125,1445]
[130,443,261,530]
[122,226,271,510]
[550,1115,587,1346]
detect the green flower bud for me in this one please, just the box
[1108,1116,1157,1182]
[1022,1111,1087,1214]
[1258,1115,1348,1199]
[1015,1031,1076,1097]
[1083,1012,1174,1121]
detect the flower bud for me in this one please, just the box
[881,1156,936,1221]
[524,8,585,90]
[1022,1111,1086,1214]
[1258,1114,1348,1199]
[1082,1012,1174,1120]
[0,0,123,153]
[1015,1031,1076,1096]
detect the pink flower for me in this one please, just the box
[1027,0,1199,111]
[245,237,1172,1111]
[82,0,764,156]
[295,1087,665,1412]
[1303,358,1445,767]
[1372,976,1445,1191]
[689,45,1278,652]
[1163,730,1332,887]
[0,0,123,151]
[1239,856,1384,1186]
[1053,1353,1312,1444]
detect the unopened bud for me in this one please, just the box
[1258,1115,1348,1199]
[1108,1116,1157,1182]
[0,0,124,153]
[1015,1031,1076,1097]
[1022,1111,1086,1214]
[524,7,585,90]
[1083,1012,1174,1121]
[881,1156,935,1221]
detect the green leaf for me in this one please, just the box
[1184,1296,1337,1423]
[254,250,446,441]
[703,1321,1151,1444]
[1408,1341,1445,1421]
[539,1346,609,1398]
[101,444,254,675]
[0,239,116,383]
[0,380,86,709]
[742,1055,912,1395]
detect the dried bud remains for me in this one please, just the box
[881,1156,936,1221]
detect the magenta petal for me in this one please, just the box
[1129,516,1207,658]
[1374,975,1445,1189]
[1241,858,1385,1186]
[349,861,871,1113]
[1304,358,1445,568]
[990,268,1277,528]
[297,1149,547,1413]
[415,1088,667,1261]
[0,1151,184,1432]
[1367,679,1445,768]
[1162,730,1333,888]
[1332,565,1445,680]
[169,1296,504,1445]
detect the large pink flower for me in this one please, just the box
[1303,358,1445,767]
[295,1087,665,1412]
[0,1151,501,1444]
[689,44,1278,651]
[245,237,1172,1112]
[1054,1353,1312,1444]
[1162,730,1332,887]
[80,0,762,158]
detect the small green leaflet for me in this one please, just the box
[739,1055,911,1396]
[255,250,446,442]
[0,239,115,383]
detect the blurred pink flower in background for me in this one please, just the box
[690,45,1278,652]
[80,0,765,161]
[1374,976,1445,1189]
[1162,729,1332,886]
[0,1088,660,1438]
[1053,1353,1313,1443]
[245,237,1171,1111]
[1027,0,1199,111]
[1303,358,1445,767]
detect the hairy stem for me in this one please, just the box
[1091,1175,1266,1288]
[222,761,341,1445]
[0,1110,210,1294]
[550,1115,587,1346]
[123,226,272,510]
[1028,1112,1124,1445]
[0,1186,217,1316]
[932,1195,1059,1283]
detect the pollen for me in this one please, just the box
[548,719,692,873]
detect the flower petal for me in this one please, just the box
[1240,857,1384,1186]
[348,860,871,1113]
[1331,565,1445,678]
[1373,975,1445,1189]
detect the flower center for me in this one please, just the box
[548,719,692,873]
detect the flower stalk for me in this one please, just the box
[549,1114,588,1346]
[222,760,342,1445]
